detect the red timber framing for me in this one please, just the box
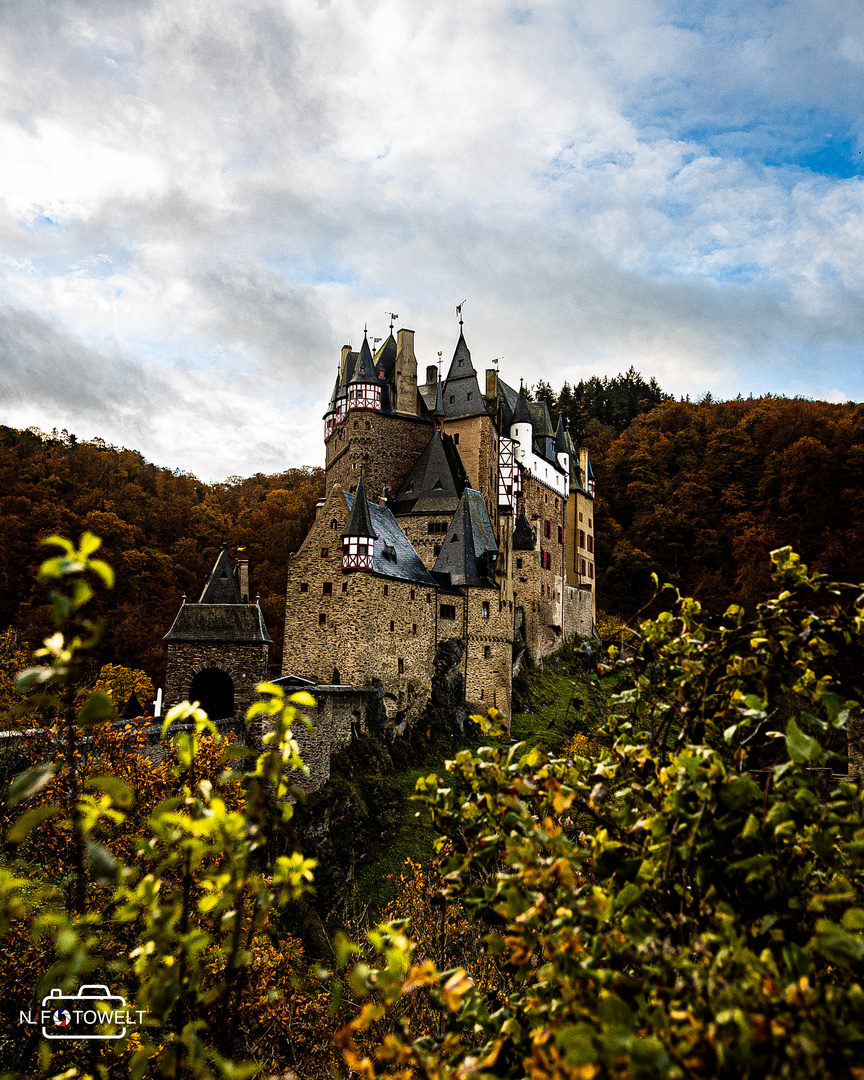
[498,437,519,511]
[342,536,374,571]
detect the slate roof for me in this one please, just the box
[342,492,438,586]
[442,333,488,419]
[555,417,568,455]
[432,489,499,588]
[566,430,587,492]
[530,400,557,463]
[164,602,273,644]
[512,383,532,426]
[374,333,397,380]
[513,504,535,550]
[390,431,469,516]
[342,472,377,539]
[199,547,242,603]
[349,335,377,384]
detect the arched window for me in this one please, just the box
[189,667,235,720]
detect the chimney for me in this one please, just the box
[486,368,497,399]
[394,328,418,416]
[425,364,437,385]
[236,556,250,602]
[340,344,351,382]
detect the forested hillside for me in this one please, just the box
[585,395,864,614]
[0,426,323,685]
[1,386,862,688]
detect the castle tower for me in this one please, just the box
[341,470,376,571]
[163,547,272,722]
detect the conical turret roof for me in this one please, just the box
[513,504,535,550]
[374,333,397,380]
[513,383,532,426]
[342,471,377,539]
[555,416,568,454]
[349,335,377,384]
[442,332,487,419]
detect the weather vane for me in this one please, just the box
[456,300,466,326]
[492,356,502,367]
[385,311,399,331]
[437,350,443,378]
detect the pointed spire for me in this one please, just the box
[444,331,474,381]
[555,415,567,454]
[199,547,243,603]
[513,503,535,550]
[434,375,444,432]
[350,333,376,383]
[342,469,377,540]
[513,381,532,426]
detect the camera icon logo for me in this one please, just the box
[40,986,130,1040]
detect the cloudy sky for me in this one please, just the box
[1,0,863,479]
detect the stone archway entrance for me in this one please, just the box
[189,667,235,720]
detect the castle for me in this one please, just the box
[163,320,596,778]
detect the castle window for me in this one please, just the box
[589,562,594,579]
[544,494,548,503]
[588,535,594,553]
[579,529,585,548]
[482,601,490,619]
[398,658,405,674]
[440,604,456,620]
[410,589,415,600]
[434,545,441,555]
[480,689,484,700]
[449,395,455,403]
[589,518,592,528]
[319,613,326,625]
[323,582,332,595]
[433,479,443,489]
[581,558,586,575]
[450,533,458,543]
[558,526,563,544]
[412,623,417,635]
[544,520,551,539]
[484,645,491,659]
[321,547,329,558]
[300,582,308,593]
[516,558,522,569]
[390,620,395,632]
[579,512,583,522]
[453,433,460,444]
[365,421,371,430]
[342,582,348,592]
[354,422,358,429]
[383,583,389,596]
[330,520,337,529]
[426,592,432,603]
[555,498,558,508]
[467,392,472,401]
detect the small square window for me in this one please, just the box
[579,512,583,522]
[342,582,348,592]
[434,544,441,555]
[484,645,491,659]
[589,518,592,528]
[453,433,460,444]
[467,392,472,401]
[426,592,432,603]
[390,620,395,632]
[383,583,389,596]
[410,589,415,600]
[516,558,523,569]
[589,562,594,579]
[365,420,370,429]
[482,601,490,619]
[323,582,332,595]
[321,547,329,558]
[300,582,308,593]
[319,613,326,625]
[449,395,455,403]
[412,623,417,635]
[398,658,405,674]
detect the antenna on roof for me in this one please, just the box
[456,300,466,327]
[385,311,398,331]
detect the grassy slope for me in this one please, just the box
[350,652,616,917]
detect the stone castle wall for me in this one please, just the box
[325,409,433,501]
[283,485,437,718]
[289,685,368,791]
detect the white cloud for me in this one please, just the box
[0,0,863,479]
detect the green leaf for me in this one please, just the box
[786,718,821,763]
[7,804,61,843]
[556,1023,598,1065]
[85,839,119,882]
[615,883,642,912]
[77,690,116,726]
[7,764,55,807]
[86,775,134,810]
